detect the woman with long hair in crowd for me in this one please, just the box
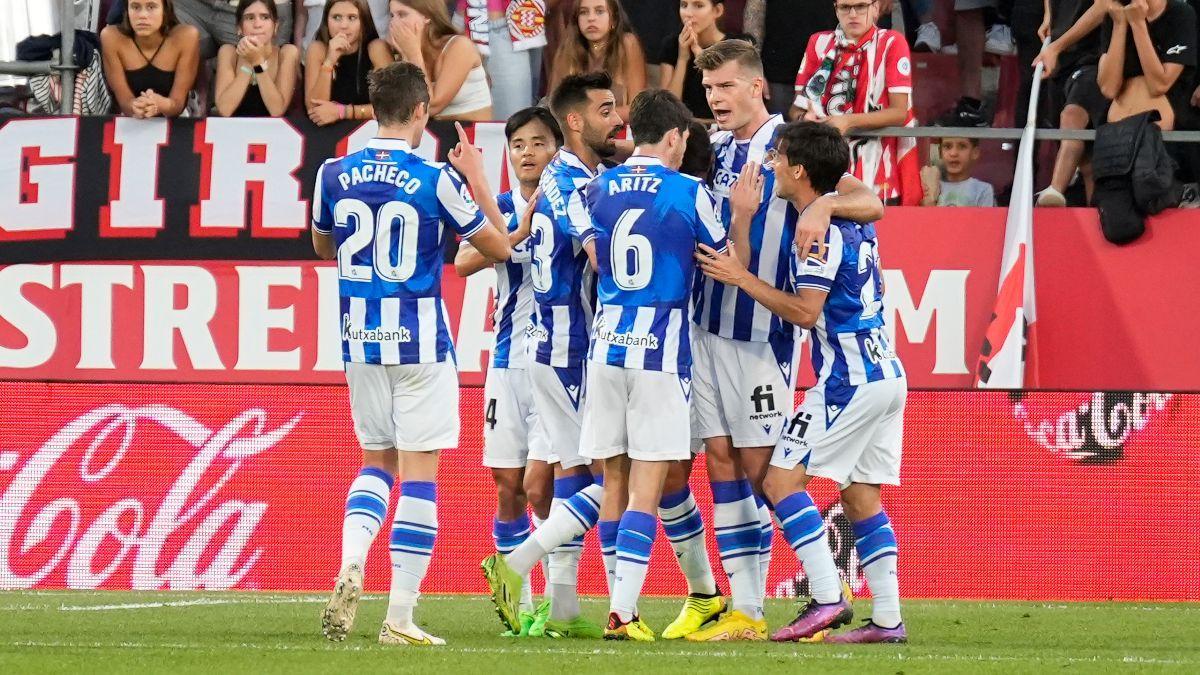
[214,0,300,116]
[381,0,493,121]
[304,0,392,125]
[100,0,200,117]
[549,0,646,119]
[658,0,750,120]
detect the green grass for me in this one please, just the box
[0,592,1196,673]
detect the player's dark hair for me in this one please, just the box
[368,61,430,126]
[775,121,849,194]
[627,89,692,146]
[505,106,564,148]
[548,71,613,127]
[680,120,713,181]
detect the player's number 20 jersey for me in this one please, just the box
[312,138,486,365]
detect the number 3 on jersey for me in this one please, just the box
[612,208,652,290]
[335,198,421,282]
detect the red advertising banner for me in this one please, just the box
[5,207,1199,389]
[2,381,1195,600]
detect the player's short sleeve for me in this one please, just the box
[791,225,844,292]
[436,166,487,237]
[311,162,334,234]
[565,184,596,246]
[792,34,823,109]
[692,184,728,252]
[884,31,913,95]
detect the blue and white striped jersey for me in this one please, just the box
[580,156,727,375]
[488,190,536,369]
[791,216,905,407]
[529,148,599,368]
[695,114,797,346]
[312,138,486,365]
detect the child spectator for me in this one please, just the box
[659,0,752,119]
[100,0,200,117]
[304,0,391,125]
[920,137,996,206]
[384,0,493,120]
[791,0,921,204]
[214,0,300,116]
[550,0,646,119]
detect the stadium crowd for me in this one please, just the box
[5,0,1200,207]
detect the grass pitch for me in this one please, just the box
[0,591,1195,673]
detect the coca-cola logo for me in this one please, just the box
[1012,392,1172,463]
[0,405,301,590]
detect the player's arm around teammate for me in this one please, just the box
[699,121,908,644]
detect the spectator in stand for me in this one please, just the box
[100,0,200,117]
[938,0,993,126]
[296,0,327,50]
[173,0,293,60]
[619,0,681,83]
[1033,0,1107,206]
[455,0,548,120]
[743,0,838,115]
[549,0,645,119]
[304,0,390,125]
[1097,0,1196,130]
[659,0,753,120]
[790,0,920,204]
[920,136,997,206]
[384,0,494,120]
[214,0,300,116]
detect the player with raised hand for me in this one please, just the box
[686,39,886,642]
[697,121,907,644]
[573,89,729,641]
[481,72,624,640]
[455,106,564,638]
[312,61,513,647]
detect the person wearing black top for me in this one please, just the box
[1098,0,1197,130]
[304,0,393,125]
[99,0,200,117]
[745,0,838,115]
[658,0,754,119]
[214,0,301,116]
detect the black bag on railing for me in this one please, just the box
[1091,111,1182,244]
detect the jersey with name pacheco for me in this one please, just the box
[580,156,727,375]
[791,216,905,405]
[694,114,798,350]
[460,189,535,369]
[529,148,598,368]
[312,138,485,365]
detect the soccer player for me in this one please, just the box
[454,105,563,637]
[312,61,514,646]
[685,39,886,641]
[575,89,729,641]
[482,72,622,640]
[696,121,908,644]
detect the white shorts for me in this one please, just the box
[691,329,801,448]
[771,378,907,487]
[345,360,459,452]
[580,362,692,463]
[482,367,551,468]
[528,361,590,470]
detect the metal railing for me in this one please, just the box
[0,0,77,115]
[854,127,1200,142]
